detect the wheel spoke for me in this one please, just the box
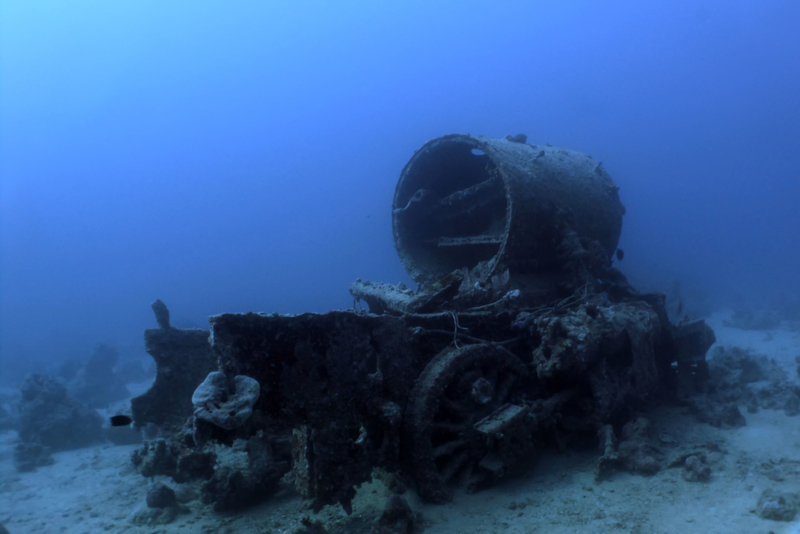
[439,395,468,419]
[432,421,468,434]
[432,438,468,460]
[440,451,470,482]
[403,344,528,503]
[496,372,515,402]
[486,366,499,386]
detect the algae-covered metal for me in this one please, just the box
[393,134,625,288]
[131,134,715,516]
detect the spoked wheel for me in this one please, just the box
[403,343,531,503]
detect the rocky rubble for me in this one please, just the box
[16,373,103,452]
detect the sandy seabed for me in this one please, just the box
[3,310,800,534]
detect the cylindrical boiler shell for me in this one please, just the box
[392,134,624,287]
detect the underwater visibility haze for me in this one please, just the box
[2,1,800,533]
[1,0,798,368]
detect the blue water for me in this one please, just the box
[2,0,799,373]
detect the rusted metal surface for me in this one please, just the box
[131,302,217,431]
[393,134,625,290]
[131,135,716,515]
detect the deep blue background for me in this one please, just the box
[2,1,799,372]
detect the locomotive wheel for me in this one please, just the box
[403,343,528,503]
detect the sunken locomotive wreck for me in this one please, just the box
[130,134,715,514]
